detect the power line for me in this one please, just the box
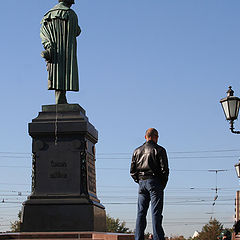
[0,206,21,208]
[97,168,233,172]
[101,202,233,206]
[97,155,240,160]
[0,148,239,158]
[0,201,234,206]
[123,221,234,224]
[1,155,238,161]
[97,149,240,155]
[0,156,31,159]
[0,190,30,193]
[0,166,31,168]
[0,195,234,200]
[0,152,30,155]
[0,164,234,173]
[0,183,29,186]
[0,148,239,155]
[0,194,28,197]
[1,155,239,160]
[0,184,236,191]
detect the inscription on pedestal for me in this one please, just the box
[49,160,68,179]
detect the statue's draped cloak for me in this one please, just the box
[40,3,81,91]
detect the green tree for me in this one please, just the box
[169,236,187,240]
[194,218,223,240]
[10,211,21,232]
[106,215,132,233]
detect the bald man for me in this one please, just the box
[130,128,169,240]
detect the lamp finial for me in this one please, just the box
[227,86,234,97]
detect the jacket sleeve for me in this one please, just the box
[130,151,139,183]
[159,148,169,188]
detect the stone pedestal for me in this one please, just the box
[20,104,106,232]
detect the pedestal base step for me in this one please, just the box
[0,232,134,240]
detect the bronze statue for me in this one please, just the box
[40,0,81,104]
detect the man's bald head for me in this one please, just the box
[59,0,75,5]
[145,128,159,143]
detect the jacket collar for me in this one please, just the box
[146,140,155,144]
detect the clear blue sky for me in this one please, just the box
[1,0,240,238]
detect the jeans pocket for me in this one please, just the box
[138,180,145,194]
[148,178,162,193]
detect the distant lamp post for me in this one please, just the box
[220,86,240,134]
[235,160,240,178]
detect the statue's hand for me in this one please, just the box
[41,49,52,62]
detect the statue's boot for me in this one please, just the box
[55,90,68,104]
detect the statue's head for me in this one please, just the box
[59,0,75,5]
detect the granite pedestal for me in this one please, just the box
[20,104,106,232]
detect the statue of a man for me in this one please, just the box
[40,0,81,104]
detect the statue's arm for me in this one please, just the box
[40,23,52,62]
[40,24,51,49]
[70,10,81,37]
[76,25,81,37]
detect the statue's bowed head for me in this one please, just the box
[59,0,75,4]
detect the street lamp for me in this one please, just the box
[220,86,240,134]
[235,160,240,178]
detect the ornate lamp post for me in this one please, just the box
[221,87,240,235]
[235,160,240,225]
[220,86,240,134]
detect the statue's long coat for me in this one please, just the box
[40,3,81,91]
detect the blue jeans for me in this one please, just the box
[135,178,165,240]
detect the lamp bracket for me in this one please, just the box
[230,120,240,134]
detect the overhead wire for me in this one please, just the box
[0,164,234,173]
[0,148,239,155]
[0,148,240,159]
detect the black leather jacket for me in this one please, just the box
[130,140,169,187]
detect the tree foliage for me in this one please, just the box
[10,212,132,234]
[106,215,132,233]
[10,211,21,232]
[167,236,187,240]
[194,218,223,240]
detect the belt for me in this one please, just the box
[139,175,155,180]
